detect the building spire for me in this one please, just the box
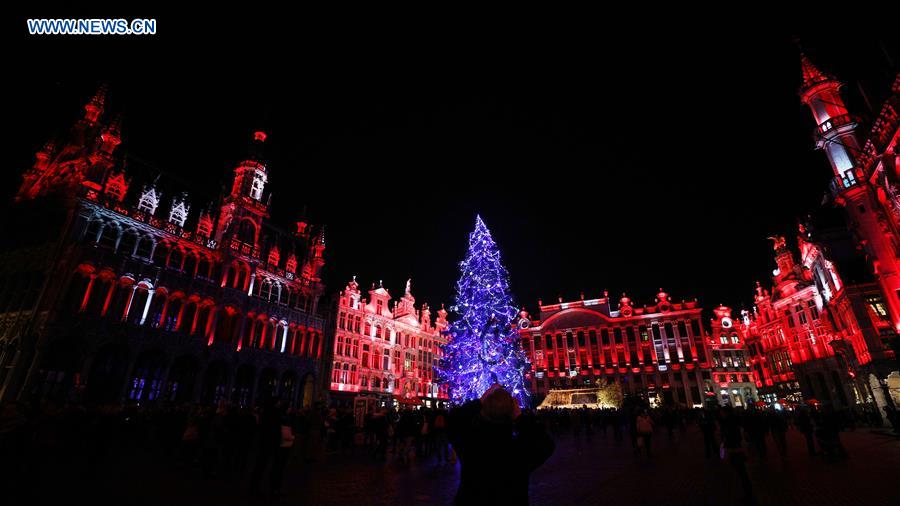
[799,52,834,92]
[83,83,107,123]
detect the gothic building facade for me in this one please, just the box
[329,278,450,409]
[809,57,900,409]
[0,88,328,408]
[738,54,899,411]
[518,290,714,407]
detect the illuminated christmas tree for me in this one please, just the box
[439,215,530,406]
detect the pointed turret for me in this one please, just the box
[99,114,122,154]
[83,84,107,124]
[196,207,214,239]
[799,52,834,93]
[304,226,325,282]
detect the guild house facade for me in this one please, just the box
[0,87,329,408]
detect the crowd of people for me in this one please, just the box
[0,391,893,504]
[530,401,887,502]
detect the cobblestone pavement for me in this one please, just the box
[70,426,900,505]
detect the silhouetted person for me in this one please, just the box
[796,409,817,456]
[745,408,768,459]
[635,409,654,457]
[249,398,283,497]
[720,407,753,501]
[769,411,788,457]
[448,385,554,505]
[698,409,718,459]
[271,403,295,496]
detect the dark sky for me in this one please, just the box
[5,14,898,318]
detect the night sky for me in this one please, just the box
[5,15,898,318]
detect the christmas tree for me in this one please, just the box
[439,215,530,406]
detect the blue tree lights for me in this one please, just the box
[438,215,530,406]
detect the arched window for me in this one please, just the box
[98,225,120,251]
[235,265,248,290]
[308,332,317,357]
[197,258,211,279]
[84,219,103,243]
[162,298,182,331]
[153,243,170,266]
[135,236,154,258]
[127,284,153,325]
[256,278,269,299]
[168,249,184,270]
[251,319,265,348]
[119,230,139,257]
[183,253,197,277]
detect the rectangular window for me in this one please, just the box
[695,339,707,363]
[601,329,610,346]
[807,300,819,320]
[643,346,653,365]
[690,319,701,337]
[796,304,808,325]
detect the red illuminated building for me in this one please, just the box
[0,88,329,407]
[740,55,899,410]
[801,56,900,335]
[707,304,758,408]
[741,234,863,406]
[329,278,449,409]
[518,290,712,407]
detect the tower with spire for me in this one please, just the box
[214,131,271,254]
[799,52,900,333]
[17,85,122,201]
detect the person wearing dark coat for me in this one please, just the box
[448,384,555,505]
[249,398,284,497]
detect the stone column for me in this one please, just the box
[80,275,96,312]
[139,289,155,325]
